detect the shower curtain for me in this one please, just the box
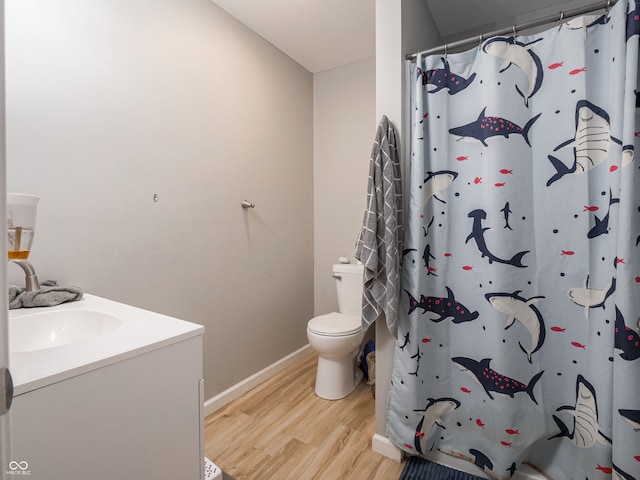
[387,1,640,479]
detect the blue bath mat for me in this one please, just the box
[399,457,486,480]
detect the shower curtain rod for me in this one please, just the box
[406,0,618,61]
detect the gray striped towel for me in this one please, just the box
[354,115,403,338]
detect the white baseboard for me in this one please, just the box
[204,344,314,417]
[372,433,403,462]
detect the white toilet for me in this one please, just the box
[307,262,365,400]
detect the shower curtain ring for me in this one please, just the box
[512,25,517,39]
[558,11,564,31]
[606,0,611,14]
[444,43,448,60]
[478,34,484,49]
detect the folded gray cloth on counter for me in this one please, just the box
[9,280,83,309]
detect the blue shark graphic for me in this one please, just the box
[482,36,544,107]
[466,209,529,268]
[423,57,476,95]
[449,108,541,147]
[452,357,544,404]
[422,243,436,276]
[413,397,461,454]
[628,0,640,40]
[619,409,640,431]
[614,307,640,361]
[588,189,620,238]
[485,291,546,363]
[549,375,612,447]
[501,202,513,230]
[423,170,458,204]
[469,449,494,473]
[614,465,637,480]
[405,287,479,323]
[546,100,622,186]
[567,276,616,318]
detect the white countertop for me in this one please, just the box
[9,294,204,395]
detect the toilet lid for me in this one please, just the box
[308,312,361,336]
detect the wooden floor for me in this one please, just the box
[204,352,405,480]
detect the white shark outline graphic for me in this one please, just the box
[413,397,461,454]
[549,374,612,448]
[482,36,544,107]
[485,291,545,363]
[567,276,616,318]
[547,100,622,186]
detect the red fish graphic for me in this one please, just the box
[494,182,506,187]
[415,432,425,438]
[474,177,482,184]
[634,456,640,462]
[444,252,453,257]
[583,205,599,211]
[610,165,618,172]
[404,443,413,449]
[505,429,520,435]
[456,156,468,161]
[428,267,438,274]
[616,258,625,265]
[500,169,513,174]
[551,326,566,333]
[500,441,512,447]
[596,465,613,474]
[460,387,472,394]
[548,62,564,69]
[421,338,432,343]
[561,250,574,256]
[569,67,586,75]
[571,341,587,349]
[462,265,473,271]
[476,419,485,429]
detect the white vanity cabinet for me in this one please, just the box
[7,295,205,480]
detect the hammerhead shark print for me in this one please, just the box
[466,209,529,268]
[449,108,541,147]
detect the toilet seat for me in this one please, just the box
[307,312,361,337]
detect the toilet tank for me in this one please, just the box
[332,263,364,316]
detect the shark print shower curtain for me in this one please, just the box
[387,1,640,479]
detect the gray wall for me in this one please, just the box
[313,58,375,315]
[5,0,314,400]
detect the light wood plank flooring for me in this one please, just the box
[204,352,405,480]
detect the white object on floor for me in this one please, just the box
[204,457,223,480]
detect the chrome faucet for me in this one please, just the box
[11,260,41,292]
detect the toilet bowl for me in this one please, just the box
[307,262,365,400]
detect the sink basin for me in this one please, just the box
[10,309,122,352]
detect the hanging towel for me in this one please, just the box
[9,280,83,309]
[354,115,403,337]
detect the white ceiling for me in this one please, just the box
[209,0,375,74]
[209,0,605,74]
